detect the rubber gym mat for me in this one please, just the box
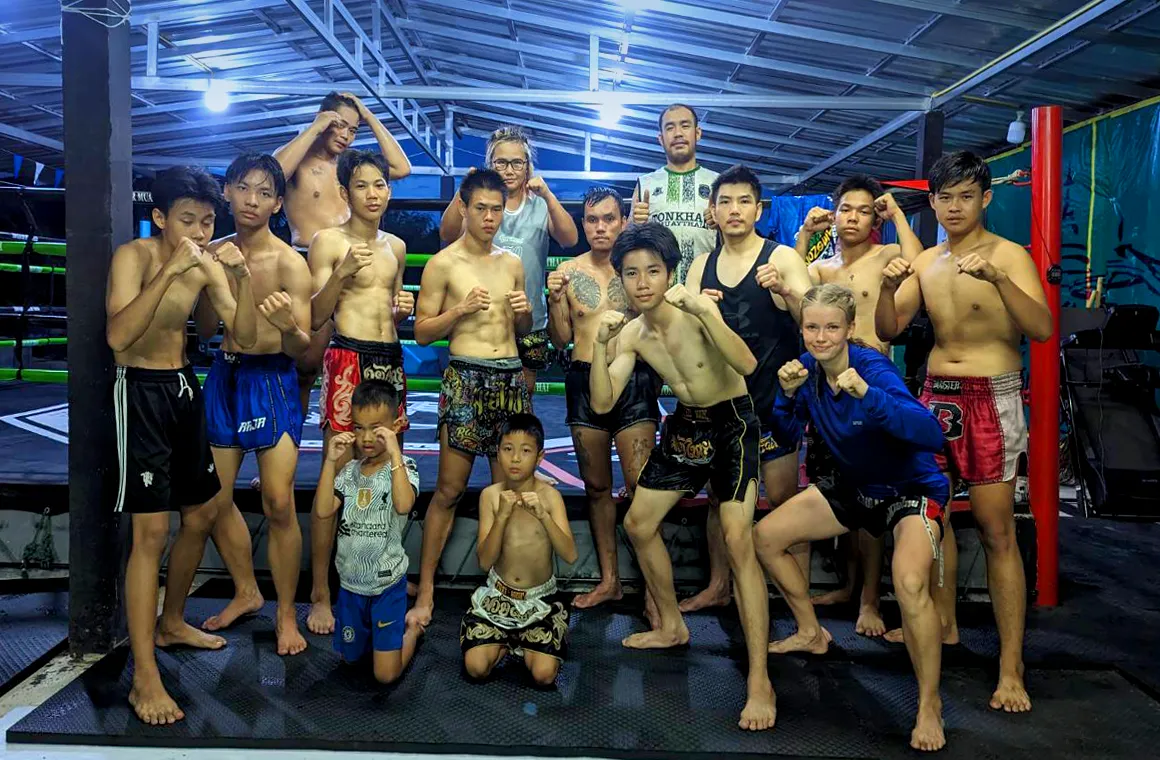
[0,591,68,697]
[8,594,1160,759]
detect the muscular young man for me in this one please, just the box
[273,91,412,411]
[409,169,534,627]
[194,155,312,656]
[106,167,257,724]
[591,222,775,732]
[631,104,719,286]
[302,150,415,636]
[547,186,659,609]
[682,164,810,613]
[796,175,923,636]
[876,150,1052,713]
[440,127,578,391]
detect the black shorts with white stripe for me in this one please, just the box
[114,365,221,514]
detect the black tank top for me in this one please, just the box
[702,239,802,417]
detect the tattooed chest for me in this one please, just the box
[569,268,626,314]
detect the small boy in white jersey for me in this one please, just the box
[314,380,421,684]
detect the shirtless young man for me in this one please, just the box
[590,222,775,731]
[681,164,811,614]
[875,150,1052,713]
[273,91,412,411]
[756,284,950,752]
[193,155,313,656]
[439,127,579,391]
[302,150,415,636]
[631,104,719,286]
[547,186,659,609]
[408,169,534,627]
[461,414,577,685]
[106,167,257,724]
[795,175,924,636]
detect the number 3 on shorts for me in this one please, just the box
[930,401,964,440]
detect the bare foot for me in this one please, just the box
[406,599,433,630]
[768,627,831,655]
[276,612,308,656]
[202,590,264,632]
[622,624,690,649]
[573,581,623,609]
[990,673,1032,713]
[884,623,959,645]
[911,699,945,751]
[644,591,661,631]
[155,620,226,650]
[738,679,776,731]
[129,678,184,725]
[811,587,853,606]
[855,604,887,637]
[678,584,731,613]
[306,599,335,635]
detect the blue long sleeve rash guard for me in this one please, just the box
[770,344,948,500]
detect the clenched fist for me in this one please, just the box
[214,242,250,279]
[596,310,627,344]
[498,489,520,520]
[756,262,789,296]
[881,257,912,293]
[460,285,490,315]
[507,290,531,314]
[259,291,296,333]
[957,253,1003,284]
[547,270,570,303]
[701,288,723,303]
[394,289,415,320]
[633,189,651,225]
[704,204,717,230]
[874,193,900,221]
[374,424,401,455]
[326,431,356,462]
[520,491,547,521]
[337,243,374,279]
[778,359,809,396]
[664,283,710,316]
[836,368,869,399]
[527,176,550,198]
[802,207,834,234]
[167,237,203,277]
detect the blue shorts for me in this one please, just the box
[203,351,304,452]
[333,576,407,660]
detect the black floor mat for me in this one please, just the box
[7,594,1160,759]
[0,591,68,696]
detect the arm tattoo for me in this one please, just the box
[606,275,628,311]
[569,268,603,310]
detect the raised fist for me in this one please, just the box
[326,431,356,462]
[394,289,415,320]
[957,253,1002,284]
[704,204,717,230]
[874,193,900,221]
[259,291,296,333]
[214,242,250,279]
[547,269,570,303]
[520,491,546,521]
[756,262,789,296]
[664,283,710,316]
[596,310,627,344]
[778,359,809,395]
[337,243,374,279]
[507,289,531,315]
[374,424,400,454]
[527,176,549,198]
[803,207,834,234]
[460,285,490,315]
[167,237,203,276]
[633,189,651,225]
[836,368,869,399]
[881,257,912,293]
[498,489,520,520]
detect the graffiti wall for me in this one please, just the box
[986,97,1160,310]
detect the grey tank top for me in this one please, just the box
[493,193,550,331]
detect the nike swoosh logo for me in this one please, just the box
[377,620,394,628]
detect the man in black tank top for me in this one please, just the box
[682,165,813,612]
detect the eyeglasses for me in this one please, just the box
[492,159,527,171]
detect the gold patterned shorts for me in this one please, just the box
[459,572,569,660]
[438,356,532,457]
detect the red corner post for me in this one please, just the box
[1030,105,1062,606]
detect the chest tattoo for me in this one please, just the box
[606,275,628,311]
[569,269,603,310]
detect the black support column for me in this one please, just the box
[913,110,944,247]
[63,0,133,654]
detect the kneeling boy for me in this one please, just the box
[314,381,422,684]
[461,414,578,686]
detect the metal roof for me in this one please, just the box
[0,0,1158,193]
